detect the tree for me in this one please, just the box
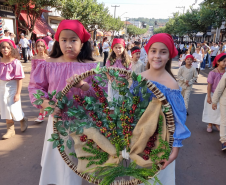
[127,25,148,36]
[60,0,114,32]
[203,0,226,10]
[7,0,61,38]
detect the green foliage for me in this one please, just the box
[127,25,148,36]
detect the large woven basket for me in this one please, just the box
[53,67,175,185]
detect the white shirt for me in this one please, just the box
[140,47,147,64]
[48,40,55,53]
[180,44,184,50]
[211,45,219,56]
[192,52,202,68]
[2,35,11,39]
[19,38,30,48]
[103,42,109,52]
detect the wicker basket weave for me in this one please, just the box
[53,67,175,185]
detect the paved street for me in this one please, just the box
[0,58,226,185]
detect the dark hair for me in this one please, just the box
[108,47,131,68]
[146,59,175,80]
[4,30,9,34]
[50,41,95,62]
[103,37,107,42]
[131,46,140,53]
[0,42,20,59]
[134,41,141,47]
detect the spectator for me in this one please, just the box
[102,37,109,66]
[42,32,53,46]
[221,40,226,53]
[19,33,30,63]
[25,35,33,60]
[3,30,15,40]
[209,42,219,69]
[48,37,55,54]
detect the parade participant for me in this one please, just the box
[28,20,97,185]
[192,47,202,76]
[130,33,191,185]
[31,39,49,122]
[126,42,132,57]
[103,37,109,66]
[130,46,145,74]
[0,39,28,139]
[178,55,198,115]
[203,53,226,133]
[179,49,189,67]
[106,38,131,108]
[212,55,226,150]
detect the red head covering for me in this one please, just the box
[0,39,16,49]
[212,53,226,67]
[36,39,49,50]
[111,38,125,49]
[131,49,141,55]
[144,33,178,58]
[54,20,90,43]
[185,55,194,61]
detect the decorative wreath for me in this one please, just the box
[33,63,175,185]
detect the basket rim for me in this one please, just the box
[53,67,175,185]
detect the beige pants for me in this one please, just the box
[220,104,226,143]
[181,87,192,110]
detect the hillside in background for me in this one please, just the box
[128,18,169,26]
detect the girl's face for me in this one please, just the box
[113,43,124,57]
[36,41,45,53]
[148,42,170,70]
[1,42,11,57]
[59,30,82,60]
[218,58,226,69]
[127,44,132,50]
[185,58,193,66]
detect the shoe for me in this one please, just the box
[186,112,189,116]
[2,120,15,139]
[201,68,205,70]
[222,142,226,151]
[20,117,28,132]
[207,125,212,133]
[35,114,44,122]
[209,67,213,69]
[43,111,48,117]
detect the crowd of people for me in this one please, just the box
[0,19,226,185]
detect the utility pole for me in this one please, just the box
[125,17,129,36]
[111,5,120,18]
[176,6,185,14]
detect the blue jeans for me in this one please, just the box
[208,55,212,68]
[201,54,207,69]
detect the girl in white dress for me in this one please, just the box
[0,39,28,139]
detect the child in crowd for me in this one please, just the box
[130,33,190,185]
[93,42,100,56]
[126,43,132,57]
[212,54,226,150]
[0,39,28,139]
[106,38,131,103]
[203,53,226,133]
[28,20,97,185]
[192,47,202,76]
[179,49,189,67]
[178,55,198,115]
[30,39,49,122]
[131,46,145,74]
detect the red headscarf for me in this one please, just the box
[144,33,178,58]
[0,39,16,49]
[212,53,226,67]
[36,39,49,50]
[54,20,90,43]
[111,38,125,49]
[131,49,141,55]
[185,55,194,61]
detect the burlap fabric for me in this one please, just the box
[70,98,169,173]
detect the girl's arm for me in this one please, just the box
[160,147,179,170]
[207,83,212,104]
[14,79,22,102]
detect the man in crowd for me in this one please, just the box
[19,33,30,63]
[222,40,226,53]
[3,29,15,40]
[43,32,53,45]
[209,42,219,68]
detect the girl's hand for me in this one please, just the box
[160,147,179,170]
[53,107,61,116]
[207,96,212,104]
[212,103,217,110]
[66,74,85,88]
[14,94,20,102]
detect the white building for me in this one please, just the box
[129,21,142,28]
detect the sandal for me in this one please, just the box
[215,125,220,131]
[207,125,212,133]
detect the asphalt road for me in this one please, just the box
[0,58,225,185]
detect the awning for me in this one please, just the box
[20,12,55,37]
[97,30,103,36]
[104,31,112,36]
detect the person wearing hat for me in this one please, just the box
[177,55,198,115]
[43,31,53,46]
[19,33,30,63]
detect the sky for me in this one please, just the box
[96,0,203,20]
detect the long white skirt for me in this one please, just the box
[0,80,24,121]
[140,161,175,185]
[40,116,83,185]
[202,93,221,125]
